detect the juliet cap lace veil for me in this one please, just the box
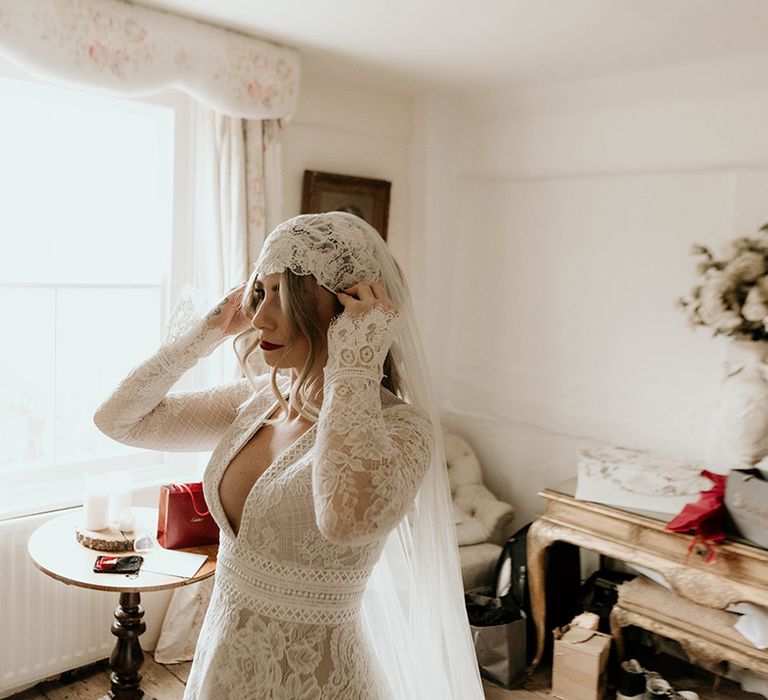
[252,212,483,699]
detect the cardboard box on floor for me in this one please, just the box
[551,626,611,700]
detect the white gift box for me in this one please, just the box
[575,447,710,515]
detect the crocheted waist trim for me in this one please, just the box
[216,537,372,625]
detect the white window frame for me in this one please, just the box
[0,61,212,520]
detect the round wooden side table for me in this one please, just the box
[27,506,217,700]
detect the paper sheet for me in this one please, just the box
[730,602,768,650]
[141,548,208,579]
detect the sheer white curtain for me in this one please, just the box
[187,103,249,386]
[188,108,284,307]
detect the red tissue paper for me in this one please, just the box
[665,470,726,563]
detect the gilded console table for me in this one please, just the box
[527,478,768,671]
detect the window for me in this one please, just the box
[0,72,199,517]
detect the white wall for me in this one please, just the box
[413,53,768,528]
[280,73,415,277]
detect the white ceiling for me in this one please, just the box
[135,0,768,93]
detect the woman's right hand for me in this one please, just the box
[205,282,251,336]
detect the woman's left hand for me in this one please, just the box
[337,282,396,318]
[327,282,400,377]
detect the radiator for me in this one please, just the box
[0,505,173,698]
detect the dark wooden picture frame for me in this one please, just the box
[301,170,391,240]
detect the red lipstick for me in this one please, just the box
[260,341,284,351]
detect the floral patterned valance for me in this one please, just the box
[0,0,300,119]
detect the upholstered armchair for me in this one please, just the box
[444,432,516,590]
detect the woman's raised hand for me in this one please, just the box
[205,282,251,336]
[327,282,400,377]
[337,282,396,318]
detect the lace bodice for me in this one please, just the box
[93,309,433,699]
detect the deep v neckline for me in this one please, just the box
[217,400,317,541]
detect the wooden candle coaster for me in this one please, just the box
[76,523,135,552]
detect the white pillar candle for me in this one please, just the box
[83,474,110,531]
[109,473,134,523]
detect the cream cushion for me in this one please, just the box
[454,504,493,546]
[443,431,516,589]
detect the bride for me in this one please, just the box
[94,212,482,699]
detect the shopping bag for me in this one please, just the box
[157,482,219,549]
[465,589,527,689]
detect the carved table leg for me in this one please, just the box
[609,606,626,662]
[527,518,558,671]
[100,591,148,700]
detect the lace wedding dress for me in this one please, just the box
[93,308,433,700]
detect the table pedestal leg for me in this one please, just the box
[100,591,147,700]
[527,518,554,671]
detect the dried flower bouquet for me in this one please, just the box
[678,224,768,341]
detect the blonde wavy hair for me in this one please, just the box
[233,270,399,421]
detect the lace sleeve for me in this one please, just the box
[313,308,434,546]
[93,315,254,452]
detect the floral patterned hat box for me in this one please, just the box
[575,447,710,515]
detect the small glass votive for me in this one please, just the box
[133,528,158,555]
[109,473,134,523]
[118,508,136,533]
